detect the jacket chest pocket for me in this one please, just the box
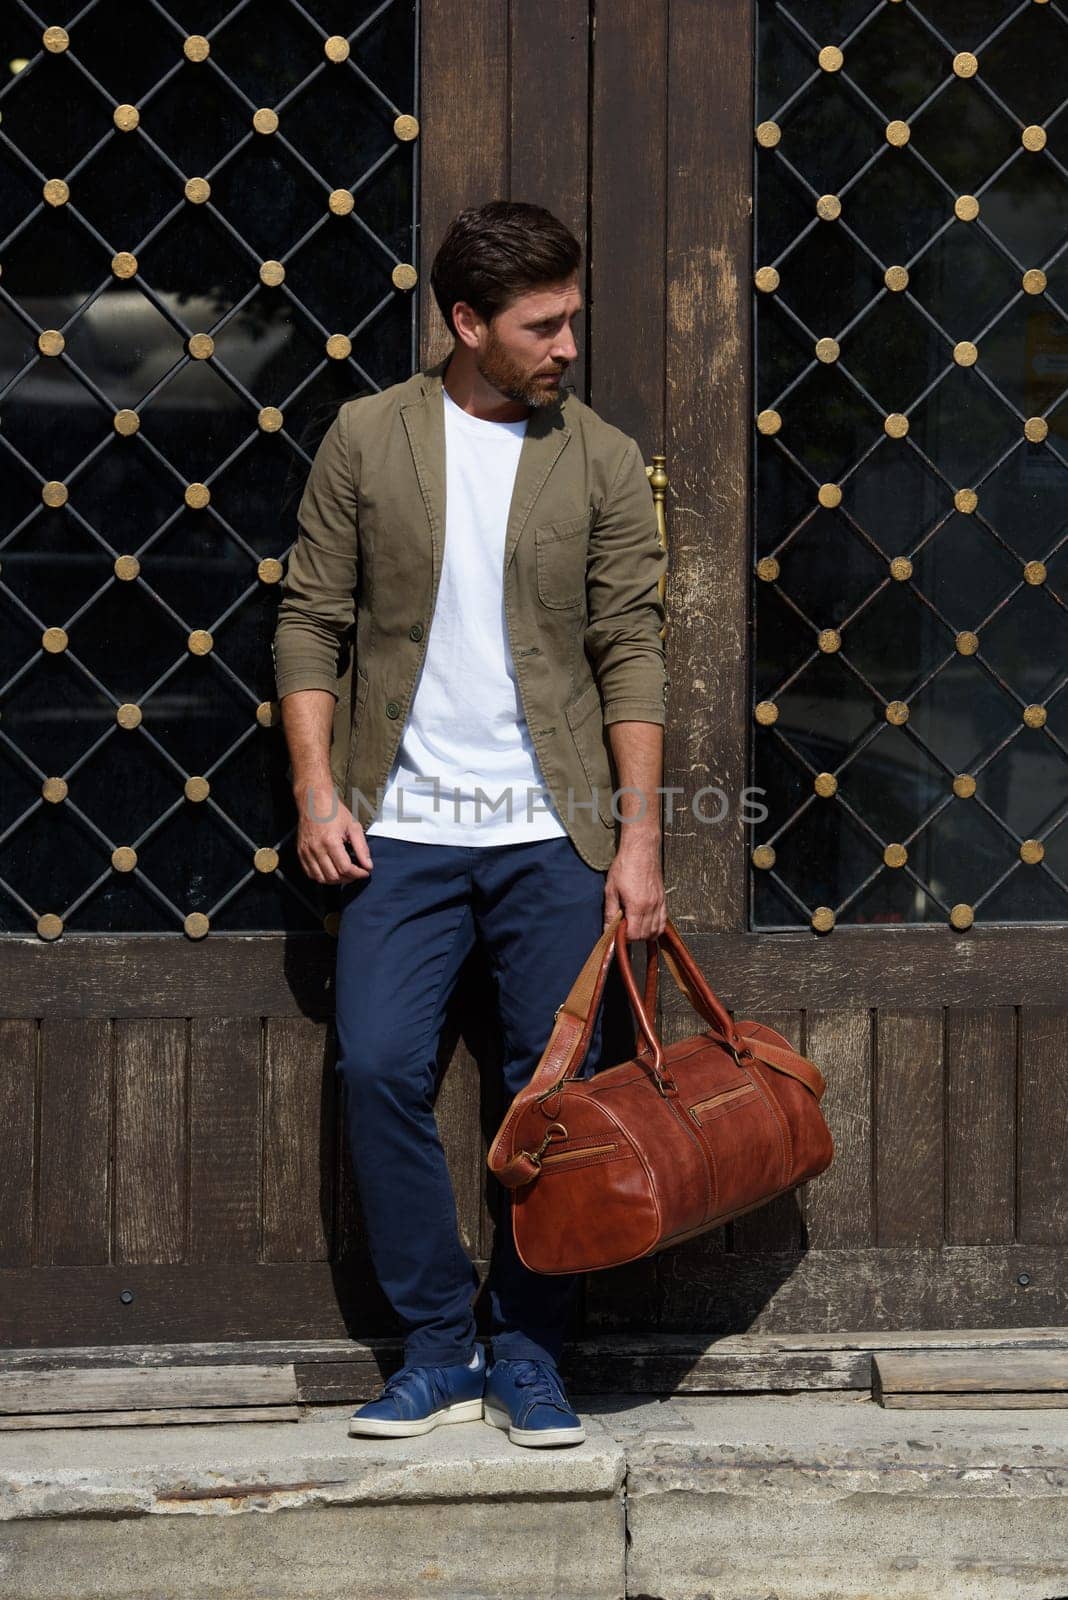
[535,515,589,610]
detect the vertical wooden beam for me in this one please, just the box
[945,1007,1016,1245]
[665,0,753,931]
[0,1020,36,1266]
[188,1017,261,1263]
[418,0,509,366]
[875,1010,944,1246]
[38,1019,111,1265]
[263,1017,334,1262]
[114,1019,186,1264]
[803,1010,874,1248]
[588,0,667,443]
[1018,1007,1068,1245]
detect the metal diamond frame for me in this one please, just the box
[0,0,419,937]
[751,0,1068,930]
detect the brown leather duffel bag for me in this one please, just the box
[487,910,834,1274]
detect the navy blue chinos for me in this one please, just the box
[333,832,610,1370]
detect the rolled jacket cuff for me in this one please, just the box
[601,698,667,725]
[275,670,340,700]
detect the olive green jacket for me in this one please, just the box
[271,356,668,871]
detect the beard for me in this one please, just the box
[477,326,568,409]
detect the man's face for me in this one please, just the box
[469,276,582,408]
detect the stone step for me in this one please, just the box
[1,1393,1065,1600]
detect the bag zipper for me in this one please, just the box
[688,1082,757,1123]
[540,1141,618,1166]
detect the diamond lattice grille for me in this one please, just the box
[752,0,1068,932]
[0,0,418,938]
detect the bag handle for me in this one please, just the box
[487,912,826,1187]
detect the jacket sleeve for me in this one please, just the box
[584,438,669,724]
[271,404,358,700]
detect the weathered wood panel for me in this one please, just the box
[1018,1007,1068,1245]
[114,1019,186,1265]
[801,1011,874,1249]
[263,1016,333,1263]
[188,1017,261,1263]
[874,1010,944,1247]
[38,1019,110,1266]
[945,1007,1016,1245]
[0,1019,35,1267]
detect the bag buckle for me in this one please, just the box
[518,1121,568,1171]
[653,1071,678,1098]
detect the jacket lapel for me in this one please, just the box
[503,402,572,572]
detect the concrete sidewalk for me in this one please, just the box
[1,1391,1065,1600]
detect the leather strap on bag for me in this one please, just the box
[488,914,827,1188]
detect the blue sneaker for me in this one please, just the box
[348,1344,486,1438]
[483,1357,586,1447]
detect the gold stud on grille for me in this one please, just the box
[814,772,837,797]
[955,194,979,221]
[256,701,279,728]
[884,843,907,868]
[42,777,67,803]
[754,700,778,725]
[184,775,210,802]
[184,912,210,939]
[42,481,67,508]
[38,329,65,356]
[37,914,63,941]
[886,119,910,146]
[116,703,142,729]
[112,846,137,872]
[1022,125,1046,151]
[328,188,354,215]
[954,487,978,513]
[755,121,781,147]
[394,114,419,141]
[184,177,210,204]
[1024,417,1048,442]
[184,35,210,62]
[949,903,974,930]
[43,178,70,207]
[114,409,139,436]
[885,700,909,725]
[185,482,210,509]
[884,265,909,291]
[188,333,214,359]
[953,51,978,77]
[253,108,279,134]
[323,911,341,938]
[818,45,843,70]
[890,556,912,581]
[42,626,68,653]
[1022,269,1047,295]
[111,251,137,279]
[815,337,840,363]
[752,844,776,869]
[884,412,908,438]
[756,555,780,581]
[756,408,781,435]
[392,262,418,290]
[953,340,978,366]
[955,630,979,655]
[818,482,842,508]
[818,628,841,653]
[324,34,350,61]
[258,406,283,432]
[811,906,835,932]
[816,194,841,220]
[188,629,213,654]
[1020,838,1045,864]
[114,554,139,580]
[953,774,976,798]
[326,333,351,359]
[260,259,285,286]
[1023,704,1047,728]
[754,266,779,292]
[113,104,139,132]
[1023,560,1046,585]
[254,847,279,873]
[43,25,69,52]
[258,557,283,583]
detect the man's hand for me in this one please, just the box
[603,826,666,942]
[295,779,374,885]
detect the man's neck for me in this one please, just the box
[441,352,531,425]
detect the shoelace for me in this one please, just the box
[507,1360,570,1414]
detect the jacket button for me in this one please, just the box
[385,699,401,719]
[408,623,424,641]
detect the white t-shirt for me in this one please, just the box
[365,388,569,845]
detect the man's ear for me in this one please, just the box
[451,300,483,351]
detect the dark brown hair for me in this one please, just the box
[430,201,582,338]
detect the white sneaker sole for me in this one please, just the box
[348,1397,484,1438]
[483,1401,586,1447]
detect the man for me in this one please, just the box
[272,200,668,1448]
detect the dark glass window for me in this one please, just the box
[0,1,417,936]
[752,0,1068,932]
